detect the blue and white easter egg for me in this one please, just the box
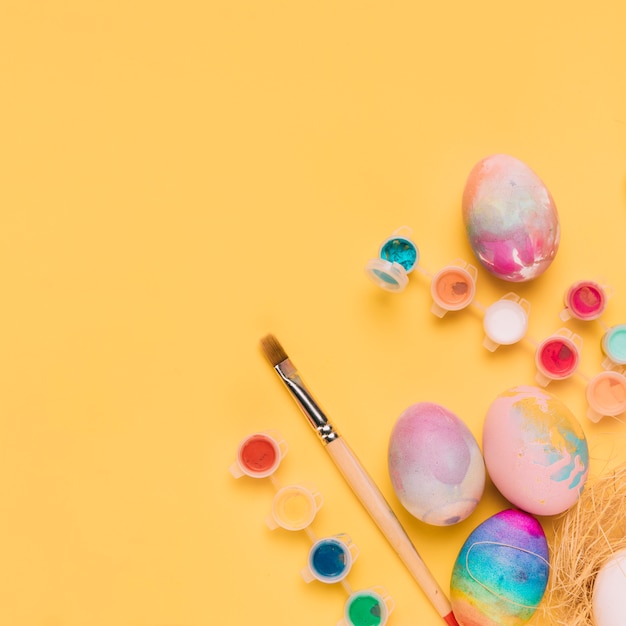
[482,386,589,516]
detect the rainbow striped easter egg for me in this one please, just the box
[450,509,549,626]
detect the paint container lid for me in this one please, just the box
[302,534,359,584]
[230,431,288,479]
[561,280,610,321]
[535,329,582,386]
[341,587,395,626]
[364,258,410,292]
[483,293,530,351]
[586,370,626,422]
[430,260,477,317]
[601,324,626,366]
[365,228,419,293]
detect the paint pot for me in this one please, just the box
[560,280,610,321]
[266,483,324,531]
[339,587,395,626]
[586,370,626,422]
[365,227,419,293]
[230,430,287,478]
[430,259,477,317]
[601,324,626,367]
[482,292,530,351]
[535,328,582,387]
[302,534,359,584]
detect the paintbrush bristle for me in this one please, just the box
[260,334,288,366]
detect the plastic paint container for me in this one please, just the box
[483,293,530,351]
[601,324,626,366]
[430,260,477,317]
[302,534,359,584]
[342,588,395,626]
[365,227,419,293]
[230,431,287,478]
[267,484,324,531]
[586,370,626,422]
[561,280,608,321]
[535,329,582,386]
[379,235,418,270]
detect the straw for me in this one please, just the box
[535,462,626,625]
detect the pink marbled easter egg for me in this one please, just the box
[462,154,560,282]
[483,386,589,516]
[388,402,485,526]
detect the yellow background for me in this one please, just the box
[1,1,625,625]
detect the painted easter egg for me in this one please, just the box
[450,509,549,626]
[388,402,485,526]
[462,154,560,282]
[592,548,626,626]
[483,386,589,516]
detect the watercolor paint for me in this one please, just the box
[483,295,529,350]
[564,280,607,320]
[365,228,419,293]
[536,335,580,381]
[586,371,626,422]
[304,535,357,583]
[232,432,285,478]
[430,262,477,316]
[269,484,322,531]
[345,590,389,626]
[379,236,418,272]
[311,539,350,581]
[602,325,626,365]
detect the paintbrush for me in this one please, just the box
[260,334,459,626]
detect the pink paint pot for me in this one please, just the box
[430,260,477,317]
[535,329,582,387]
[586,370,626,422]
[230,430,288,478]
[560,280,610,321]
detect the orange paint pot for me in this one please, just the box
[430,260,477,317]
[586,370,626,423]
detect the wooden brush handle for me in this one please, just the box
[326,437,457,624]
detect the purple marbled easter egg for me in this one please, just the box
[388,402,485,526]
[462,154,560,282]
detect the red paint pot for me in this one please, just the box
[230,430,287,478]
[535,329,582,386]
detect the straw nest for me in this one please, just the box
[536,461,626,625]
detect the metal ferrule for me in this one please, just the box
[274,359,339,445]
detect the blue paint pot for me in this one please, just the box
[365,227,419,293]
[602,324,626,365]
[303,534,359,584]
